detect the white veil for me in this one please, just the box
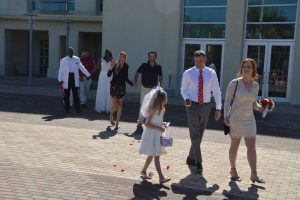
[140,84,162,118]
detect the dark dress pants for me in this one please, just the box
[186,102,211,165]
[64,73,80,112]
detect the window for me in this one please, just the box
[183,0,227,38]
[33,0,75,13]
[96,0,103,15]
[246,0,298,39]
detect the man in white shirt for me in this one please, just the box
[58,47,91,113]
[181,50,222,173]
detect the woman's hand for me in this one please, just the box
[109,59,115,70]
[224,117,230,126]
[158,127,165,132]
[258,105,264,112]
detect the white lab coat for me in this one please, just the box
[58,56,91,89]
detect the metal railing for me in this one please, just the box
[32,0,75,13]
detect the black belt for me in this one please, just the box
[143,85,155,88]
[191,101,209,105]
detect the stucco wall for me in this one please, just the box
[102,0,181,95]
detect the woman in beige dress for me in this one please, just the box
[224,58,264,183]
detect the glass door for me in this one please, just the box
[182,40,224,84]
[245,42,293,102]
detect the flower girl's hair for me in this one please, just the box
[150,89,167,115]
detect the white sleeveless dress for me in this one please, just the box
[95,59,112,113]
[139,110,166,156]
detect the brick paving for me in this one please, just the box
[0,77,300,199]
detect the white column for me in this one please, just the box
[69,30,78,55]
[0,27,5,76]
[47,30,60,79]
[290,5,300,105]
[222,0,247,95]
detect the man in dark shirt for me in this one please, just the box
[133,51,163,128]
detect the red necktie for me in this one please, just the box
[198,69,203,105]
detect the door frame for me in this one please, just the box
[180,39,225,88]
[244,40,294,102]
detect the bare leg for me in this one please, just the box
[154,156,163,179]
[229,137,241,179]
[115,98,123,129]
[244,137,263,182]
[142,156,153,173]
[109,98,117,126]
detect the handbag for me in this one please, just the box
[224,80,238,135]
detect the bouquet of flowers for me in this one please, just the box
[258,97,275,118]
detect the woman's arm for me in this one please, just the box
[253,83,263,112]
[125,64,133,86]
[145,111,165,132]
[107,60,116,77]
[224,79,238,118]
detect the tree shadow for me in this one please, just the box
[92,127,117,139]
[222,180,265,200]
[131,180,170,200]
[171,174,219,199]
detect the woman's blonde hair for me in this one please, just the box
[115,51,127,73]
[149,89,167,114]
[236,58,258,79]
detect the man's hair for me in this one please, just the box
[194,50,206,58]
[148,51,157,57]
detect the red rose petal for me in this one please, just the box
[166,166,170,170]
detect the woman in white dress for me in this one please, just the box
[224,58,264,183]
[139,88,171,184]
[94,49,113,114]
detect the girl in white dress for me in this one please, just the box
[139,87,171,184]
[94,49,112,113]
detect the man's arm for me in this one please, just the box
[133,71,140,87]
[79,60,91,77]
[58,59,63,85]
[159,75,163,86]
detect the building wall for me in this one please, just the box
[0,0,102,79]
[102,0,181,95]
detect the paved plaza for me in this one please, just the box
[0,77,300,200]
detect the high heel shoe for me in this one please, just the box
[159,177,171,184]
[140,171,152,179]
[250,171,265,183]
[230,168,241,181]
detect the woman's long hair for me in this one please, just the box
[114,51,127,74]
[236,58,258,80]
[149,89,167,115]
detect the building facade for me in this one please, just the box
[0,0,103,79]
[1,0,300,105]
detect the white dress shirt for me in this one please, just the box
[181,66,222,110]
[67,57,75,73]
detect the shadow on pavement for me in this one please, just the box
[131,180,169,200]
[171,174,220,199]
[222,180,265,200]
[92,129,118,139]
[0,92,299,139]
[124,128,143,140]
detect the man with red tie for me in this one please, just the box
[181,50,222,173]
